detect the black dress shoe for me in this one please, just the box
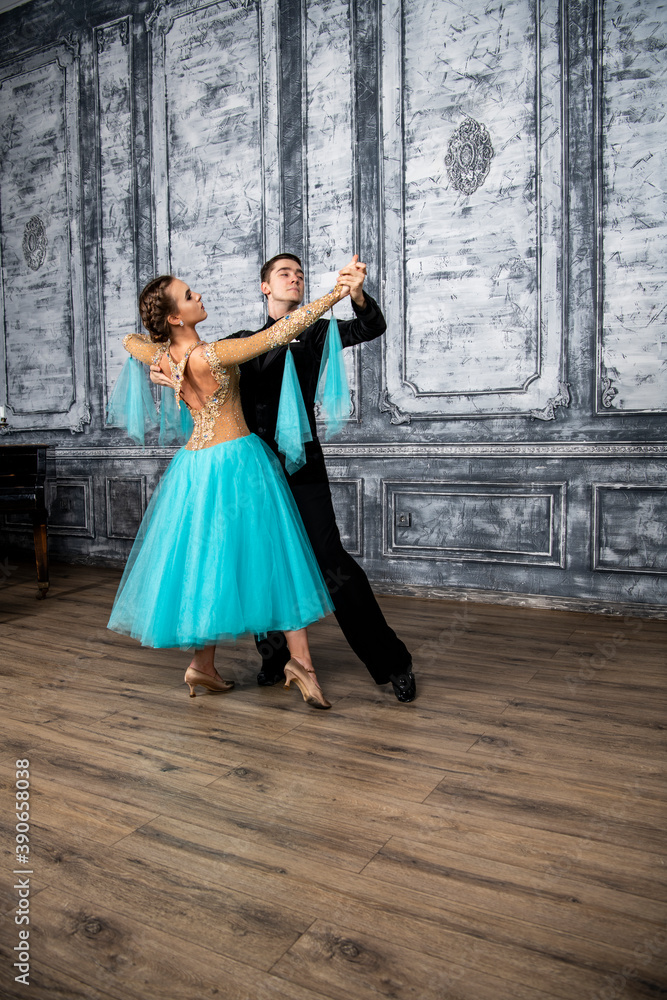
[256,666,286,687]
[389,668,416,703]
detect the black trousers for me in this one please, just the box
[255,481,411,684]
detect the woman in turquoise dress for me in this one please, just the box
[107,274,349,708]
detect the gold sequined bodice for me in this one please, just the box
[123,285,345,451]
[181,347,244,451]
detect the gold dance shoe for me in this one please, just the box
[184,666,235,698]
[284,659,331,710]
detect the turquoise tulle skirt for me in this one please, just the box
[108,434,333,649]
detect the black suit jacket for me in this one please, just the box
[229,295,386,485]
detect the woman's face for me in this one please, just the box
[168,278,207,329]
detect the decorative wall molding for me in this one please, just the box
[378,390,411,426]
[147,0,279,333]
[600,373,618,409]
[325,441,667,459]
[592,484,667,575]
[0,40,89,432]
[594,0,667,415]
[21,216,48,270]
[96,17,130,52]
[145,0,168,30]
[56,447,178,461]
[530,381,571,422]
[445,117,495,196]
[62,33,81,58]
[381,0,567,420]
[382,479,565,567]
[54,441,667,461]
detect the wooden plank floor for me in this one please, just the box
[1,559,666,1000]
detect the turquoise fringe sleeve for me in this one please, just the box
[315,316,351,440]
[275,347,312,475]
[159,387,194,445]
[106,356,158,446]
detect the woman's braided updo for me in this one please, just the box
[139,275,176,343]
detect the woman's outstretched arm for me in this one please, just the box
[122,333,167,366]
[211,285,347,366]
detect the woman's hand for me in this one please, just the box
[149,363,176,389]
[337,254,366,306]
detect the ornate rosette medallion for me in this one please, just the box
[445,118,494,196]
[22,216,48,271]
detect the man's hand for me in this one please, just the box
[337,254,367,308]
[149,363,176,388]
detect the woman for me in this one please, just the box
[107,274,349,708]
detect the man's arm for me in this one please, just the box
[334,293,387,348]
[325,255,386,348]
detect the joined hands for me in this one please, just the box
[336,254,366,307]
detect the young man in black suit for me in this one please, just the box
[152,254,415,702]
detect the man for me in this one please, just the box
[152,254,415,702]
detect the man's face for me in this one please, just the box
[261,258,305,308]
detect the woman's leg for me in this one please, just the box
[283,628,314,671]
[189,645,216,676]
[184,644,234,696]
[283,628,331,709]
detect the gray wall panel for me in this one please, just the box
[46,478,94,537]
[0,41,89,431]
[381,0,567,420]
[106,475,146,540]
[383,481,565,567]
[593,485,667,574]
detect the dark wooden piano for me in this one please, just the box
[0,445,49,598]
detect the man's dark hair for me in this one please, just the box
[261,253,303,284]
